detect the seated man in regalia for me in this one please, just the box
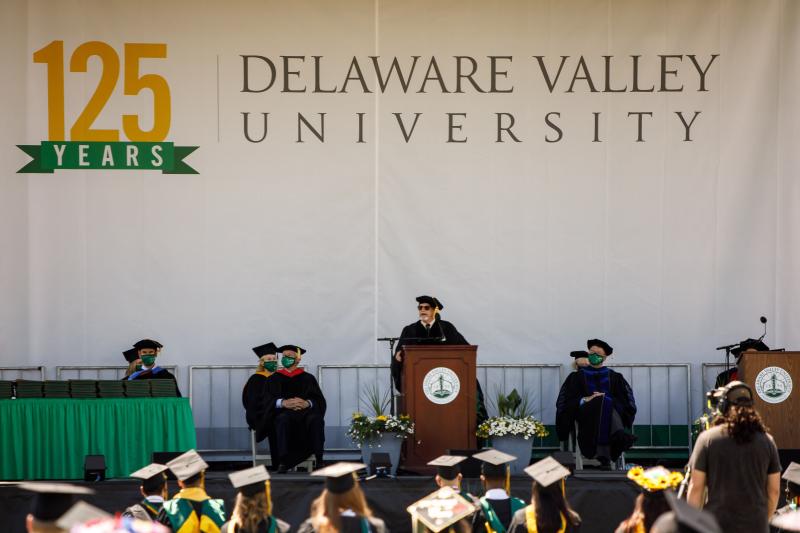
[264,344,327,473]
[125,338,181,397]
[555,338,637,467]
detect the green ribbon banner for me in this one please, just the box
[16,141,198,174]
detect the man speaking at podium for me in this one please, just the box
[392,296,468,392]
[392,295,487,424]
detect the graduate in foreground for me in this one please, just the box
[221,465,290,533]
[471,450,526,533]
[298,462,387,533]
[507,456,581,533]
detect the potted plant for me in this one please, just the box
[347,383,414,476]
[476,388,549,474]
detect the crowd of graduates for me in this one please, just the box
[18,374,800,533]
[18,441,800,533]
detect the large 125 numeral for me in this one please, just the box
[33,40,171,142]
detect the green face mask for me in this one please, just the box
[587,353,604,366]
[141,355,157,367]
[135,364,142,371]
[281,355,297,368]
[262,360,278,372]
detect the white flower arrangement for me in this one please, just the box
[476,388,549,440]
[476,415,549,440]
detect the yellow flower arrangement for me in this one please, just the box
[347,411,414,445]
[627,466,684,492]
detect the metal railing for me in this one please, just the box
[608,363,692,452]
[182,362,696,456]
[56,365,178,381]
[0,366,45,381]
[317,365,392,428]
[477,364,563,423]
[189,364,263,451]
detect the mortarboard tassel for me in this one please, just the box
[265,480,272,516]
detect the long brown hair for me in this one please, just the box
[229,491,271,533]
[532,480,581,533]
[309,480,372,533]
[617,491,670,533]
[713,404,768,444]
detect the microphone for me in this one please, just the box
[758,316,768,341]
[436,318,446,343]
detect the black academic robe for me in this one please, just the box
[242,372,281,466]
[392,319,488,428]
[555,368,636,461]
[127,367,182,397]
[297,516,387,533]
[243,372,275,441]
[392,319,468,392]
[263,370,327,468]
[472,498,514,533]
[714,367,738,388]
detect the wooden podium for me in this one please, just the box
[739,351,800,449]
[400,345,477,469]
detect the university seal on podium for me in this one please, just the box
[422,367,461,405]
[754,366,793,404]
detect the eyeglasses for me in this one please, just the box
[417,305,432,310]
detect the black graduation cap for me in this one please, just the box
[278,344,306,355]
[524,456,570,487]
[416,295,444,311]
[252,342,278,358]
[311,462,366,494]
[229,465,270,497]
[130,463,169,493]
[133,339,163,350]
[658,490,721,533]
[731,338,769,358]
[122,348,139,363]
[783,462,800,488]
[428,455,467,479]
[587,338,613,355]
[570,350,589,358]
[473,449,515,478]
[19,482,95,522]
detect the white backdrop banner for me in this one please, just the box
[1,0,799,420]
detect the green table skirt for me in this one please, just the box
[0,398,197,480]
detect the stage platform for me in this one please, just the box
[0,470,639,533]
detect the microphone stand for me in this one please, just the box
[715,343,740,375]
[377,334,447,415]
[377,337,401,416]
